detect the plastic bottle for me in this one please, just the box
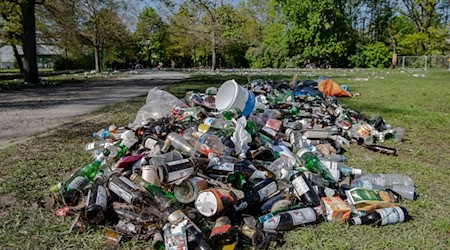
[356,174,414,188]
[348,206,409,226]
[296,148,335,182]
[203,117,233,129]
[260,207,320,231]
[163,132,196,156]
[92,128,109,140]
[196,134,234,156]
[351,178,417,200]
[266,157,293,180]
[320,158,363,179]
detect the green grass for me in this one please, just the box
[0,69,449,249]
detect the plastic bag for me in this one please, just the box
[130,88,188,128]
[231,117,252,158]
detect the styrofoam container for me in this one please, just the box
[215,79,256,116]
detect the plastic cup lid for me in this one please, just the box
[195,191,218,217]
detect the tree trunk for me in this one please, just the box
[11,44,24,74]
[211,29,216,71]
[20,0,39,84]
[94,46,101,72]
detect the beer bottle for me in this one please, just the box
[233,179,278,212]
[290,171,321,207]
[296,149,335,182]
[63,149,110,192]
[108,174,157,214]
[159,158,210,184]
[129,173,176,210]
[205,161,271,181]
[260,207,320,231]
[348,206,409,226]
[85,182,108,224]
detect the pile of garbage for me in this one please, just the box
[50,78,416,249]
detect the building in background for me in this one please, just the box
[0,44,58,69]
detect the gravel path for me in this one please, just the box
[0,71,188,148]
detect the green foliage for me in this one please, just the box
[53,54,95,70]
[280,0,355,66]
[349,42,391,68]
[134,7,167,66]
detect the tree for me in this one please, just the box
[400,0,443,52]
[1,0,40,83]
[0,2,24,73]
[280,0,356,66]
[159,0,235,70]
[134,7,166,67]
[44,0,129,72]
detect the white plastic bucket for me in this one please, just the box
[215,80,256,116]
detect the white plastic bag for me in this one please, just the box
[130,88,187,128]
[231,116,252,158]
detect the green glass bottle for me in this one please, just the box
[221,109,242,120]
[227,172,246,190]
[63,150,110,191]
[245,121,259,136]
[296,148,335,182]
[129,173,177,210]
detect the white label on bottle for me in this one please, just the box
[144,137,158,150]
[216,163,234,172]
[86,188,92,207]
[322,160,338,170]
[262,215,281,230]
[85,142,96,151]
[167,159,190,166]
[108,182,133,204]
[204,117,215,126]
[378,207,405,225]
[119,176,139,190]
[168,169,194,183]
[329,168,340,182]
[288,208,316,225]
[96,185,108,210]
[262,126,277,137]
[249,170,268,180]
[291,176,310,197]
[352,217,362,225]
[257,181,277,201]
[67,176,88,190]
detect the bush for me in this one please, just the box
[349,42,391,68]
[54,54,95,70]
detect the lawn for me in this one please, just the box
[0,68,449,249]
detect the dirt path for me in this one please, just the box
[0,71,189,148]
